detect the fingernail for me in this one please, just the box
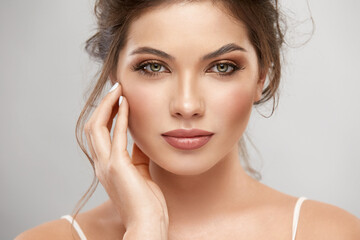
[119,96,123,106]
[109,82,119,93]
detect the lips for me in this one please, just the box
[161,128,214,138]
[161,129,214,150]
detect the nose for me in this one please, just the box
[170,73,205,120]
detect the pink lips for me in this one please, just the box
[161,129,214,150]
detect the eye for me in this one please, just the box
[207,62,243,77]
[131,60,169,77]
[132,60,244,77]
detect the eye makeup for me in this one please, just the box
[131,60,246,78]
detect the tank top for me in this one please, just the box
[61,196,307,240]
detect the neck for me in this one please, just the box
[149,144,258,225]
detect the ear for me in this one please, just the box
[254,69,267,103]
[109,70,118,85]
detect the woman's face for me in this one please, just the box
[114,1,265,175]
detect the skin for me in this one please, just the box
[15,1,360,240]
[115,0,265,227]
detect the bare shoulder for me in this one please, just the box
[15,200,126,240]
[14,218,78,240]
[297,199,360,240]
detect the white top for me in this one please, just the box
[61,196,307,240]
[61,215,87,240]
[292,196,307,240]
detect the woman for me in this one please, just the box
[16,0,360,239]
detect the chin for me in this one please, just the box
[150,156,216,176]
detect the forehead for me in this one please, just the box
[123,1,254,57]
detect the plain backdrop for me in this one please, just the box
[1,0,359,239]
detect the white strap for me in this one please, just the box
[61,215,88,240]
[292,196,307,240]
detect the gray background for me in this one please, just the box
[1,0,359,239]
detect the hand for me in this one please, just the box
[84,82,169,237]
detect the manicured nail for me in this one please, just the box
[109,82,119,93]
[119,96,123,106]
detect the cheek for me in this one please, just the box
[126,87,151,126]
[231,89,254,121]
[212,84,254,134]
[122,81,165,142]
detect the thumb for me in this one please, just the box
[131,143,151,180]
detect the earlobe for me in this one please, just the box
[255,83,264,103]
[255,71,267,102]
[109,71,118,85]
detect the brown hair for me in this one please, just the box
[72,0,286,226]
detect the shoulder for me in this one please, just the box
[14,218,78,240]
[15,201,127,240]
[297,199,360,240]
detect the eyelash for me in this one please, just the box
[131,60,245,78]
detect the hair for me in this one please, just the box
[71,0,287,232]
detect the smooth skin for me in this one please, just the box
[84,86,169,239]
[16,1,360,239]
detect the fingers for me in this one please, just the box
[85,83,122,163]
[111,94,130,161]
[84,127,97,163]
[85,82,150,181]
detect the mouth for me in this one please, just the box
[161,128,214,150]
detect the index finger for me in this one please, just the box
[88,82,122,161]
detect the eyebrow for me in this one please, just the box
[129,43,247,61]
